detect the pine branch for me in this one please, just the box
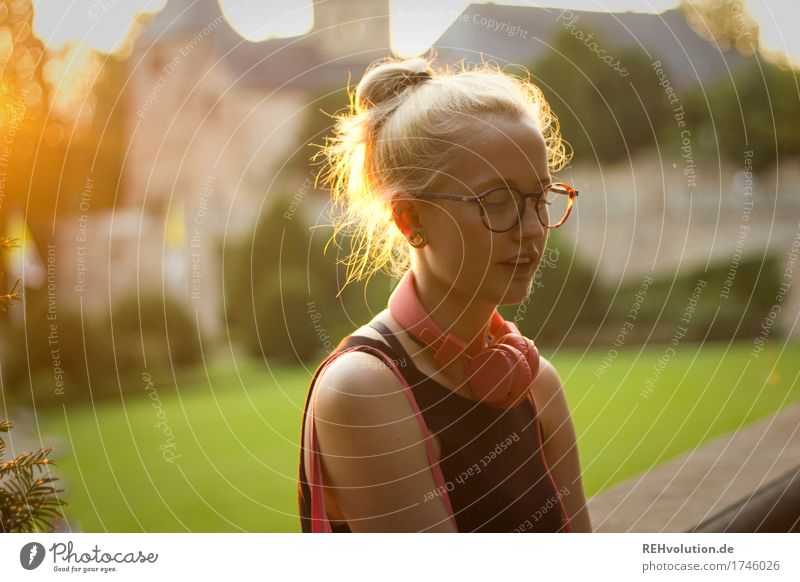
[0,470,65,533]
[0,420,8,460]
[0,418,66,532]
[0,236,20,251]
[0,446,55,478]
[0,236,22,310]
[0,276,21,311]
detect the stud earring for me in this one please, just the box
[409,232,425,247]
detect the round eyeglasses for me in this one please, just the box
[410,182,579,232]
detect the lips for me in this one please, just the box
[498,251,538,277]
[498,250,538,265]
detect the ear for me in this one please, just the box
[390,196,423,237]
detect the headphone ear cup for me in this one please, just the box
[496,334,540,406]
[522,339,540,381]
[465,342,533,408]
[497,334,539,376]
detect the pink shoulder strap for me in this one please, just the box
[308,390,333,533]
[526,389,573,533]
[305,344,458,532]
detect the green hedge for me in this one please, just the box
[2,290,204,407]
[222,196,393,364]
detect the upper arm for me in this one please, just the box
[533,357,574,452]
[310,350,457,532]
[532,357,593,532]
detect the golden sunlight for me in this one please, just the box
[27,0,166,124]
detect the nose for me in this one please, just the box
[512,196,545,240]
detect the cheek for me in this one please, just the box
[427,208,493,268]
[426,205,467,242]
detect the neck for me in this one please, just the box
[412,269,496,358]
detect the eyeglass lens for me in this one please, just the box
[479,186,572,231]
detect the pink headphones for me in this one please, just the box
[388,270,540,409]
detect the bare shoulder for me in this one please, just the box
[534,355,564,397]
[313,312,399,420]
[309,331,455,531]
[529,356,592,531]
[313,347,407,425]
[530,354,571,440]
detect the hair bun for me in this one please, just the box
[355,57,434,113]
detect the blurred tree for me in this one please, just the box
[679,0,759,57]
[224,84,396,364]
[531,27,674,165]
[224,200,325,363]
[0,0,55,239]
[109,293,206,372]
[282,83,351,187]
[678,55,800,170]
[223,197,395,364]
[0,0,127,264]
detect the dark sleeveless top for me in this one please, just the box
[297,321,572,533]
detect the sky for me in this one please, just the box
[28,0,800,65]
[744,0,800,65]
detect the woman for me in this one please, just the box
[297,54,592,532]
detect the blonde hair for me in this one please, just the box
[313,52,571,293]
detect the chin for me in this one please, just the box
[497,281,533,306]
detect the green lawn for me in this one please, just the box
[33,340,800,532]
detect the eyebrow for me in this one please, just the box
[470,176,552,191]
